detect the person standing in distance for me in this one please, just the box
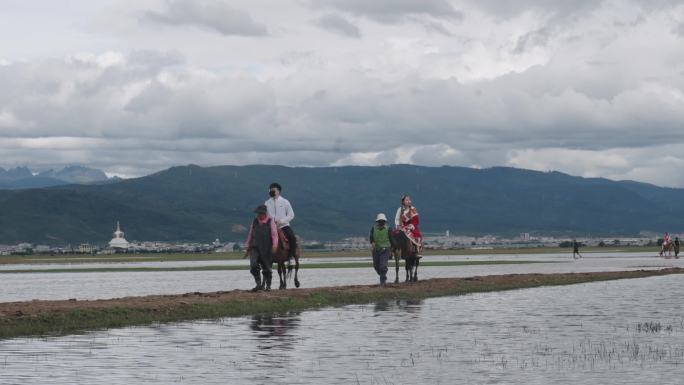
[572,239,582,259]
[265,182,297,261]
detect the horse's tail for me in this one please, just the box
[286,262,294,280]
[286,237,301,281]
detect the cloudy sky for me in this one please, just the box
[1,1,684,186]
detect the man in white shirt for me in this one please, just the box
[265,182,297,260]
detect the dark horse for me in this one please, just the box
[273,230,301,289]
[390,229,420,282]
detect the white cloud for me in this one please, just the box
[507,146,684,187]
[315,13,361,38]
[0,0,683,187]
[142,0,268,36]
[315,0,463,23]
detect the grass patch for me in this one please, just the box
[1,268,681,340]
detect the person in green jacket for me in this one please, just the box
[369,213,394,286]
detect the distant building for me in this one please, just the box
[108,221,130,250]
[78,243,94,254]
[34,245,51,254]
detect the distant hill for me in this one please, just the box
[37,166,108,184]
[0,164,682,244]
[0,166,110,189]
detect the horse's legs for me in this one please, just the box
[412,257,420,282]
[278,262,287,289]
[394,250,400,283]
[294,256,300,288]
[404,242,418,282]
[403,239,413,282]
[407,255,417,282]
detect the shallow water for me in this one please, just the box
[1,253,684,302]
[0,251,664,271]
[3,275,684,384]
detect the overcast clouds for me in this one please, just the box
[1,0,683,186]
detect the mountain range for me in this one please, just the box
[0,164,682,245]
[0,166,111,189]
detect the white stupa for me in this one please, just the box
[109,221,130,250]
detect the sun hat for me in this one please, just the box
[376,213,387,222]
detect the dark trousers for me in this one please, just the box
[373,248,391,283]
[249,248,272,278]
[281,226,297,259]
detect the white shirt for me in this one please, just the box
[394,207,402,228]
[265,196,295,229]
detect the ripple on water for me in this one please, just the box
[2,275,684,384]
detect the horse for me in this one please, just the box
[660,241,676,258]
[273,230,301,289]
[390,229,420,282]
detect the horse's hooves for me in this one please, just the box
[295,281,300,288]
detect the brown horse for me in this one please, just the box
[390,229,420,282]
[273,231,301,289]
[660,241,676,258]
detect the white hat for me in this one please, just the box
[376,213,387,222]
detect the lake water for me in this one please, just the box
[1,253,684,302]
[2,274,684,384]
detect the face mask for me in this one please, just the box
[269,190,276,198]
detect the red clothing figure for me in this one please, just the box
[400,206,423,252]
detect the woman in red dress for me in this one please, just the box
[396,195,423,255]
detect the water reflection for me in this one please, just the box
[373,299,424,314]
[249,312,301,352]
[250,312,300,340]
[4,276,684,384]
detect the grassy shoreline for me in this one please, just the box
[0,246,660,265]
[0,267,681,340]
[0,260,555,274]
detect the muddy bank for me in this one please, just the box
[1,268,682,339]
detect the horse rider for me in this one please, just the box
[244,205,278,292]
[265,182,297,261]
[394,195,423,257]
